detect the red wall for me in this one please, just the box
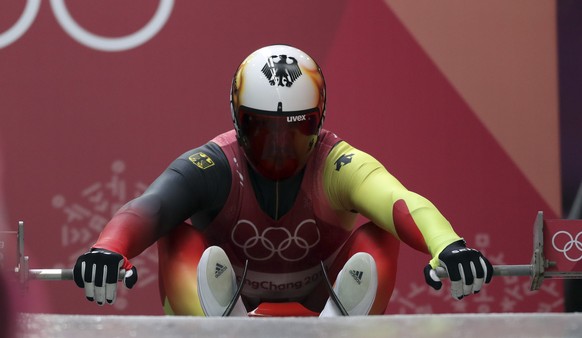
[0,1,561,314]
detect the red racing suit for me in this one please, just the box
[92,129,462,314]
[205,130,351,300]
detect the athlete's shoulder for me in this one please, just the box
[323,138,387,187]
[210,129,238,147]
[142,140,232,221]
[171,141,231,179]
[324,139,369,169]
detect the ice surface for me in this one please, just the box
[16,312,582,338]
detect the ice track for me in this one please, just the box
[17,313,582,338]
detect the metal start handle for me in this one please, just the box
[434,264,532,279]
[26,266,531,281]
[25,268,126,281]
[14,220,126,282]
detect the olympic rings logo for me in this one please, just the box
[0,0,174,51]
[231,219,320,262]
[551,230,582,262]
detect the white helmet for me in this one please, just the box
[230,45,326,180]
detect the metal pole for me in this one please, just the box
[435,264,532,279]
[29,268,125,281]
[28,265,531,281]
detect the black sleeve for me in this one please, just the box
[123,142,231,231]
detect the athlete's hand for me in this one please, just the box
[73,248,138,305]
[423,239,493,299]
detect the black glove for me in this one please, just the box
[73,248,138,305]
[424,239,493,299]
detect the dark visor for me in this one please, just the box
[237,106,322,180]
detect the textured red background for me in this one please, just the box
[0,1,562,314]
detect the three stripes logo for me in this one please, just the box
[215,263,227,278]
[349,270,363,285]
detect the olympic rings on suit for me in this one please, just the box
[231,219,320,262]
[551,230,582,262]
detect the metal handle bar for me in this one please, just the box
[26,265,531,281]
[26,268,126,281]
[435,264,532,278]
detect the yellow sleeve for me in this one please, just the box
[323,141,461,266]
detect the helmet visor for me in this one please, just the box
[238,106,321,180]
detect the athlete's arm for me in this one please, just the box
[74,142,231,305]
[323,141,460,264]
[92,142,231,259]
[323,141,493,299]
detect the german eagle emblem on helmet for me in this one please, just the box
[261,55,302,87]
